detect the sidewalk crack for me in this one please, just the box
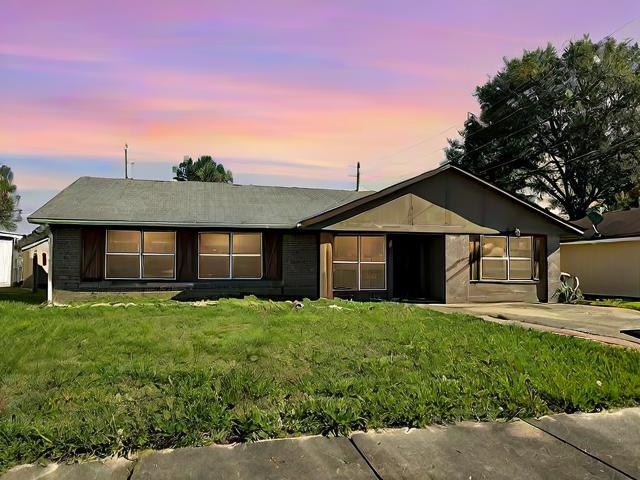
[348,437,384,480]
[522,419,637,480]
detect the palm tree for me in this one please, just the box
[0,165,20,231]
[173,156,234,183]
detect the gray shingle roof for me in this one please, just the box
[571,208,640,240]
[28,177,372,228]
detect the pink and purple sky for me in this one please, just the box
[2,0,639,233]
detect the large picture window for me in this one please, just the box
[105,230,175,279]
[198,232,262,279]
[480,235,533,281]
[333,235,385,290]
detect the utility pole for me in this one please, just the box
[356,162,360,191]
[124,143,129,179]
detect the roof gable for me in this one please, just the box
[301,164,582,235]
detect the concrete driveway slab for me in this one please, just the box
[131,436,376,480]
[528,408,640,479]
[428,303,640,348]
[351,421,627,480]
[1,459,133,480]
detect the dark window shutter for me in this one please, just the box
[533,236,545,280]
[263,232,282,280]
[469,234,480,281]
[81,228,105,281]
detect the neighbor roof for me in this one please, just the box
[571,208,640,240]
[28,177,372,228]
[17,226,50,250]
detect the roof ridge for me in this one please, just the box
[79,176,371,193]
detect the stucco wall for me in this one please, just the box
[444,233,555,303]
[547,235,561,301]
[561,240,640,298]
[445,234,470,303]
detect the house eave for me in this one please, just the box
[27,217,297,229]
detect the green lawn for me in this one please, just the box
[1,291,639,472]
[589,298,640,311]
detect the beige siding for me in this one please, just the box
[21,241,49,289]
[561,240,640,298]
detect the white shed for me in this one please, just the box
[0,231,22,287]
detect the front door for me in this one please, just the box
[391,234,444,302]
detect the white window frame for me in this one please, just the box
[105,230,176,280]
[197,232,263,280]
[479,235,533,282]
[142,231,177,280]
[333,235,386,291]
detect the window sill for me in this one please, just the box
[470,280,539,285]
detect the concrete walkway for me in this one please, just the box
[427,303,640,349]
[3,408,639,479]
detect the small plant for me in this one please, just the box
[553,273,584,304]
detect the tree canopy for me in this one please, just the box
[0,165,20,231]
[446,36,640,220]
[173,156,234,183]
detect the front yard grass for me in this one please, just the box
[590,298,640,311]
[1,292,639,472]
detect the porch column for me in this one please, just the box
[319,232,333,299]
[47,229,53,304]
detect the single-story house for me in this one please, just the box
[28,163,582,303]
[16,226,50,290]
[561,208,640,298]
[0,230,22,287]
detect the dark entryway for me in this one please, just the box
[390,234,445,302]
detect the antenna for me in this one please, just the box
[124,143,129,179]
[349,162,361,191]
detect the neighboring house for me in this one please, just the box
[28,163,581,303]
[16,226,50,290]
[561,208,640,298]
[0,231,22,287]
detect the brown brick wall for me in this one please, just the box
[282,233,318,298]
[51,226,82,298]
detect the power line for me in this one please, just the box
[362,15,640,178]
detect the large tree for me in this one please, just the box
[173,156,234,183]
[0,165,20,231]
[446,36,640,220]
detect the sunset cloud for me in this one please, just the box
[1,0,638,232]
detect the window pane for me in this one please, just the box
[510,259,532,280]
[334,236,358,261]
[106,254,140,278]
[360,263,385,289]
[233,233,261,255]
[200,233,230,254]
[143,255,174,278]
[107,230,140,253]
[233,256,261,278]
[509,236,532,258]
[144,232,175,254]
[360,236,385,262]
[199,255,230,278]
[482,236,506,257]
[333,263,358,290]
[481,259,507,280]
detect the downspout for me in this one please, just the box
[47,228,53,304]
